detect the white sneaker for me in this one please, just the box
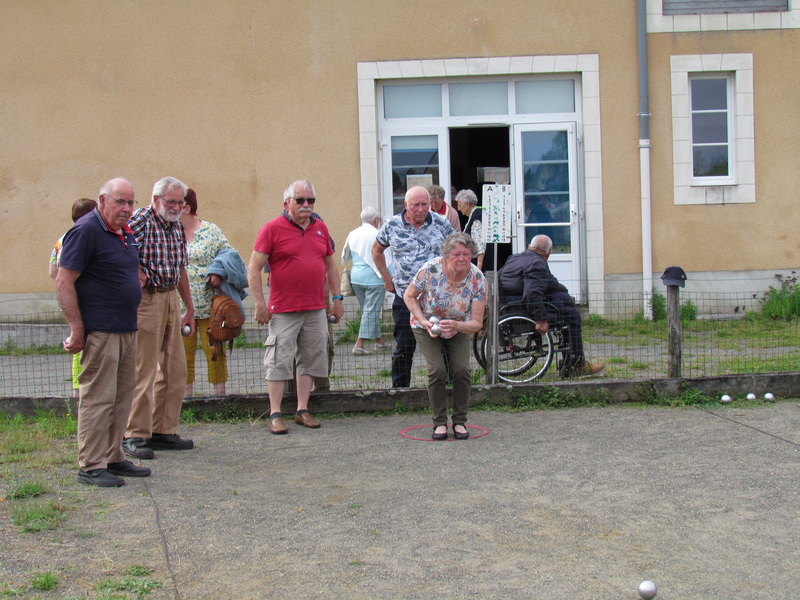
[352,346,372,355]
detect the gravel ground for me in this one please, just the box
[2,402,799,599]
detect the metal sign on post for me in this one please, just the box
[482,184,512,244]
[482,184,513,385]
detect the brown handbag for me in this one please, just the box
[206,292,244,360]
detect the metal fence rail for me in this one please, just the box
[0,290,797,399]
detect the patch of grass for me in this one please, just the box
[349,503,361,509]
[473,386,613,412]
[629,361,648,370]
[680,299,697,322]
[0,580,27,597]
[650,289,667,322]
[6,479,48,500]
[760,272,800,320]
[0,340,64,356]
[95,566,161,599]
[181,405,256,424]
[609,357,627,364]
[335,313,363,345]
[0,410,76,465]
[30,572,58,591]
[348,559,363,566]
[11,498,69,532]
[376,368,391,378]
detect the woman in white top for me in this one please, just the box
[342,207,392,355]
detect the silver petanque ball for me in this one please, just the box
[747,393,756,401]
[720,394,732,403]
[430,324,441,336]
[181,325,191,337]
[428,316,440,325]
[65,336,71,345]
[764,392,775,402]
[328,314,337,323]
[638,580,657,599]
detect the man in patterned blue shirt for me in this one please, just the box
[372,186,454,387]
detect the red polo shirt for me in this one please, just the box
[254,213,333,313]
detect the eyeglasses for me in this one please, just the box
[291,197,316,205]
[112,199,137,208]
[157,196,186,208]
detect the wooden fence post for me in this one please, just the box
[666,285,681,378]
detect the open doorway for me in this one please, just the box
[449,126,513,272]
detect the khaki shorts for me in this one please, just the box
[263,309,329,381]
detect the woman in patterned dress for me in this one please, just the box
[403,232,486,440]
[180,189,232,397]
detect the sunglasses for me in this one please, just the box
[292,197,316,205]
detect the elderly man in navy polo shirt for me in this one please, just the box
[56,178,150,487]
[247,180,344,434]
[123,176,196,459]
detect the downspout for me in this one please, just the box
[637,0,654,318]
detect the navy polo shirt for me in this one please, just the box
[59,209,142,334]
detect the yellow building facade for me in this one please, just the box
[2,0,799,315]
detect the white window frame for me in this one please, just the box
[689,72,735,185]
[670,54,755,204]
[647,0,800,32]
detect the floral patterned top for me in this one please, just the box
[410,257,486,339]
[182,221,231,319]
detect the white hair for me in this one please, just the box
[283,180,316,202]
[360,206,380,224]
[152,176,187,199]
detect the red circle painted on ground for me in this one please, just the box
[398,424,489,441]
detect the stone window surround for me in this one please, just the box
[670,54,755,205]
[648,0,800,31]
[356,54,605,299]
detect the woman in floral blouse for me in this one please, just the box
[180,189,231,397]
[404,232,486,440]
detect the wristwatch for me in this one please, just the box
[332,295,344,301]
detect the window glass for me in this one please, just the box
[384,84,442,119]
[449,82,508,116]
[690,77,730,178]
[390,135,439,214]
[516,80,575,114]
[521,131,571,253]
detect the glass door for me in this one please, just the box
[513,123,582,299]
[381,127,449,216]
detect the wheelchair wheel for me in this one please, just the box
[480,315,554,383]
[472,327,487,369]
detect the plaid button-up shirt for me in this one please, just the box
[128,205,188,288]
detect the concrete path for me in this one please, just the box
[4,402,800,599]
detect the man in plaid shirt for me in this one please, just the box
[123,176,196,460]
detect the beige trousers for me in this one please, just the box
[126,290,187,438]
[77,332,137,470]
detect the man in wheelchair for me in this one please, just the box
[498,235,604,378]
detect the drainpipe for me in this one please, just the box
[638,0,653,318]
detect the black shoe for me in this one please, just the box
[144,433,194,450]
[106,460,151,478]
[452,424,470,440]
[123,437,155,460]
[432,425,448,441]
[77,468,125,488]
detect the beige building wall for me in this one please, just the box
[643,32,800,275]
[2,0,642,310]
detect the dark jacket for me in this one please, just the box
[498,249,568,322]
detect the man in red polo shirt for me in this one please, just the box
[247,180,344,434]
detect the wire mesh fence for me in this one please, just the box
[0,288,797,399]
